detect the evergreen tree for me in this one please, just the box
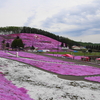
[6,42,9,47]
[1,40,6,50]
[61,42,64,47]
[65,43,67,47]
[2,40,5,43]
[11,36,24,50]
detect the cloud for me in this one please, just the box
[40,0,100,40]
[0,0,100,43]
[63,33,100,43]
[24,12,36,26]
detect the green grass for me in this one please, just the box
[48,51,100,56]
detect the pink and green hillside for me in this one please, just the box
[0,33,62,52]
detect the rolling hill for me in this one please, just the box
[0,33,63,52]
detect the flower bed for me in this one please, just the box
[5,33,62,51]
[1,58,100,100]
[0,73,34,100]
[1,51,100,77]
[85,76,100,82]
[8,51,75,64]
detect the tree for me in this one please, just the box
[30,45,35,50]
[11,36,24,50]
[1,40,6,50]
[2,40,5,43]
[61,42,64,47]
[65,43,67,47]
[5,42,10,50]
[6,42,10,47]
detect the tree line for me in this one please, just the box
[0,26,100,49]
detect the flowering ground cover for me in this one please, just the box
[0,33,100,99]
[0,58,100,100]
[0,33,62,52]
[1,51,100,79]
[8,51,75,64]
[0,73,34,100]
[85,76,100,82]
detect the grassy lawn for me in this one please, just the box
[48,51,100,56]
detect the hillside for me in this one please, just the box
[0,26,80,47]
[0,33,63,52]
[1,26,100,48]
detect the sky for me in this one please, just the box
[0,0,100,43]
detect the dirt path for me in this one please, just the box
[34,52,100,68]
[31,52,100,83]
[6,51,100,83]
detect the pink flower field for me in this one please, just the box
[85,76,100,82]
[1,51,100,79]
[0,57,100,100]
[0,33,62,52]
[0,50,100,100]
[0,33,100,100]
[0,73,33,100]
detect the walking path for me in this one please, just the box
[35,52,100,68]
[4,51,100,83]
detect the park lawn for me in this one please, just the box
[48,51,100,56]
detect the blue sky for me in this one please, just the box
[0,0,100,43]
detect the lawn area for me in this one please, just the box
[48,51,100,56]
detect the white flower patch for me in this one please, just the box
[0,58,100,100]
